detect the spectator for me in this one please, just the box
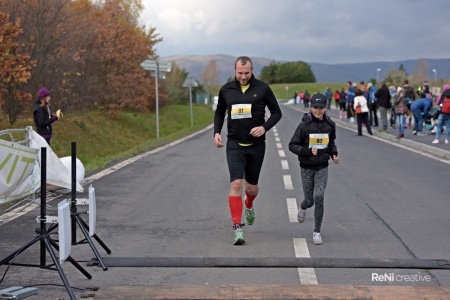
[403,79,415,128]
[338,87,347,120]
[33,87,61,145]
[354,88,373,136]
[304,90,311,108]
[411,82,433,136]
[346,81,356,123]
[392,87,407,139]
[375,81,391,133]
[366,82,379,127]
[432,84,450,144]
[326,87,333,109]
[359,81,367,93]
[389,85,397,129]
[334,89,340,110]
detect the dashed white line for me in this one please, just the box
[283,175,293,190]
[273,125,317,285]
[286,198,298,222]
[293,238,319,284]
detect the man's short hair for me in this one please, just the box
[235,56,253,68]
[404,79,409,84]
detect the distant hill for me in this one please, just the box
[161,54,450,84]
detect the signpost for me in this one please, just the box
[182,73,199,127]
[141,59,172,139]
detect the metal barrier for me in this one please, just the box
[0,126,32,146]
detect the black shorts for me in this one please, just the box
[226,140,266,185]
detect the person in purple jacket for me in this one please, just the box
[33,87,60,145]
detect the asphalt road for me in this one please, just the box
[1,103,450,299]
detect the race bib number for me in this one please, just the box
[309,133,329,149]
[231,104,252,119]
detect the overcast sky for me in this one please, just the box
[140,0,449,65]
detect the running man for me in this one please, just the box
[214,56,282,245]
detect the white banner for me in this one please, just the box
[0,139,40,204]
[29,130,83,193]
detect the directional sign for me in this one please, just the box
[182,74,199,87]
[140,60,172,72]
[151,71,166,79]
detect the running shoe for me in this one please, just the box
[233,223,245,245]
[446,139,449,144]
[313,232,323,245]
[244,205,255,225]
[297,207,307,223]
[432,139,439,144]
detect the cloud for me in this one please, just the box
[140,0,450,64]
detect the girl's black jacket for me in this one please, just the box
[33,99,56,137]
[289,112,338,170]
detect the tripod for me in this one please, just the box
[48,142,111,271]
[0,148,91,300]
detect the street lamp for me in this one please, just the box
[376,68,381,83]
[432,69,437,87]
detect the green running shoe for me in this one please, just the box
[233,223,245,245]
[245,205,255,225]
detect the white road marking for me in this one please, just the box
[293,238,319,284]
[0,204,36,226]
[278,149,286,157]
[281,160,289,170]
[286,198,298,222]
[276,143,282,149]
[275,137,280,142]
[283,175,293,190]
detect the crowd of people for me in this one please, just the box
[293,79,450,143]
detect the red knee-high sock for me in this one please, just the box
[228,196,243,224]
[244,191,257,209]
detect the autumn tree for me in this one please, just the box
[88,0,162,112]
[200,59,220,93]
[0,11,35,124]
[0,0,162,117]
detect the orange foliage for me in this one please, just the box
[0,0,163,119]
[0,11,35,124]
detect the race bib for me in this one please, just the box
[231,104,252,119]
[309,133,329,149]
